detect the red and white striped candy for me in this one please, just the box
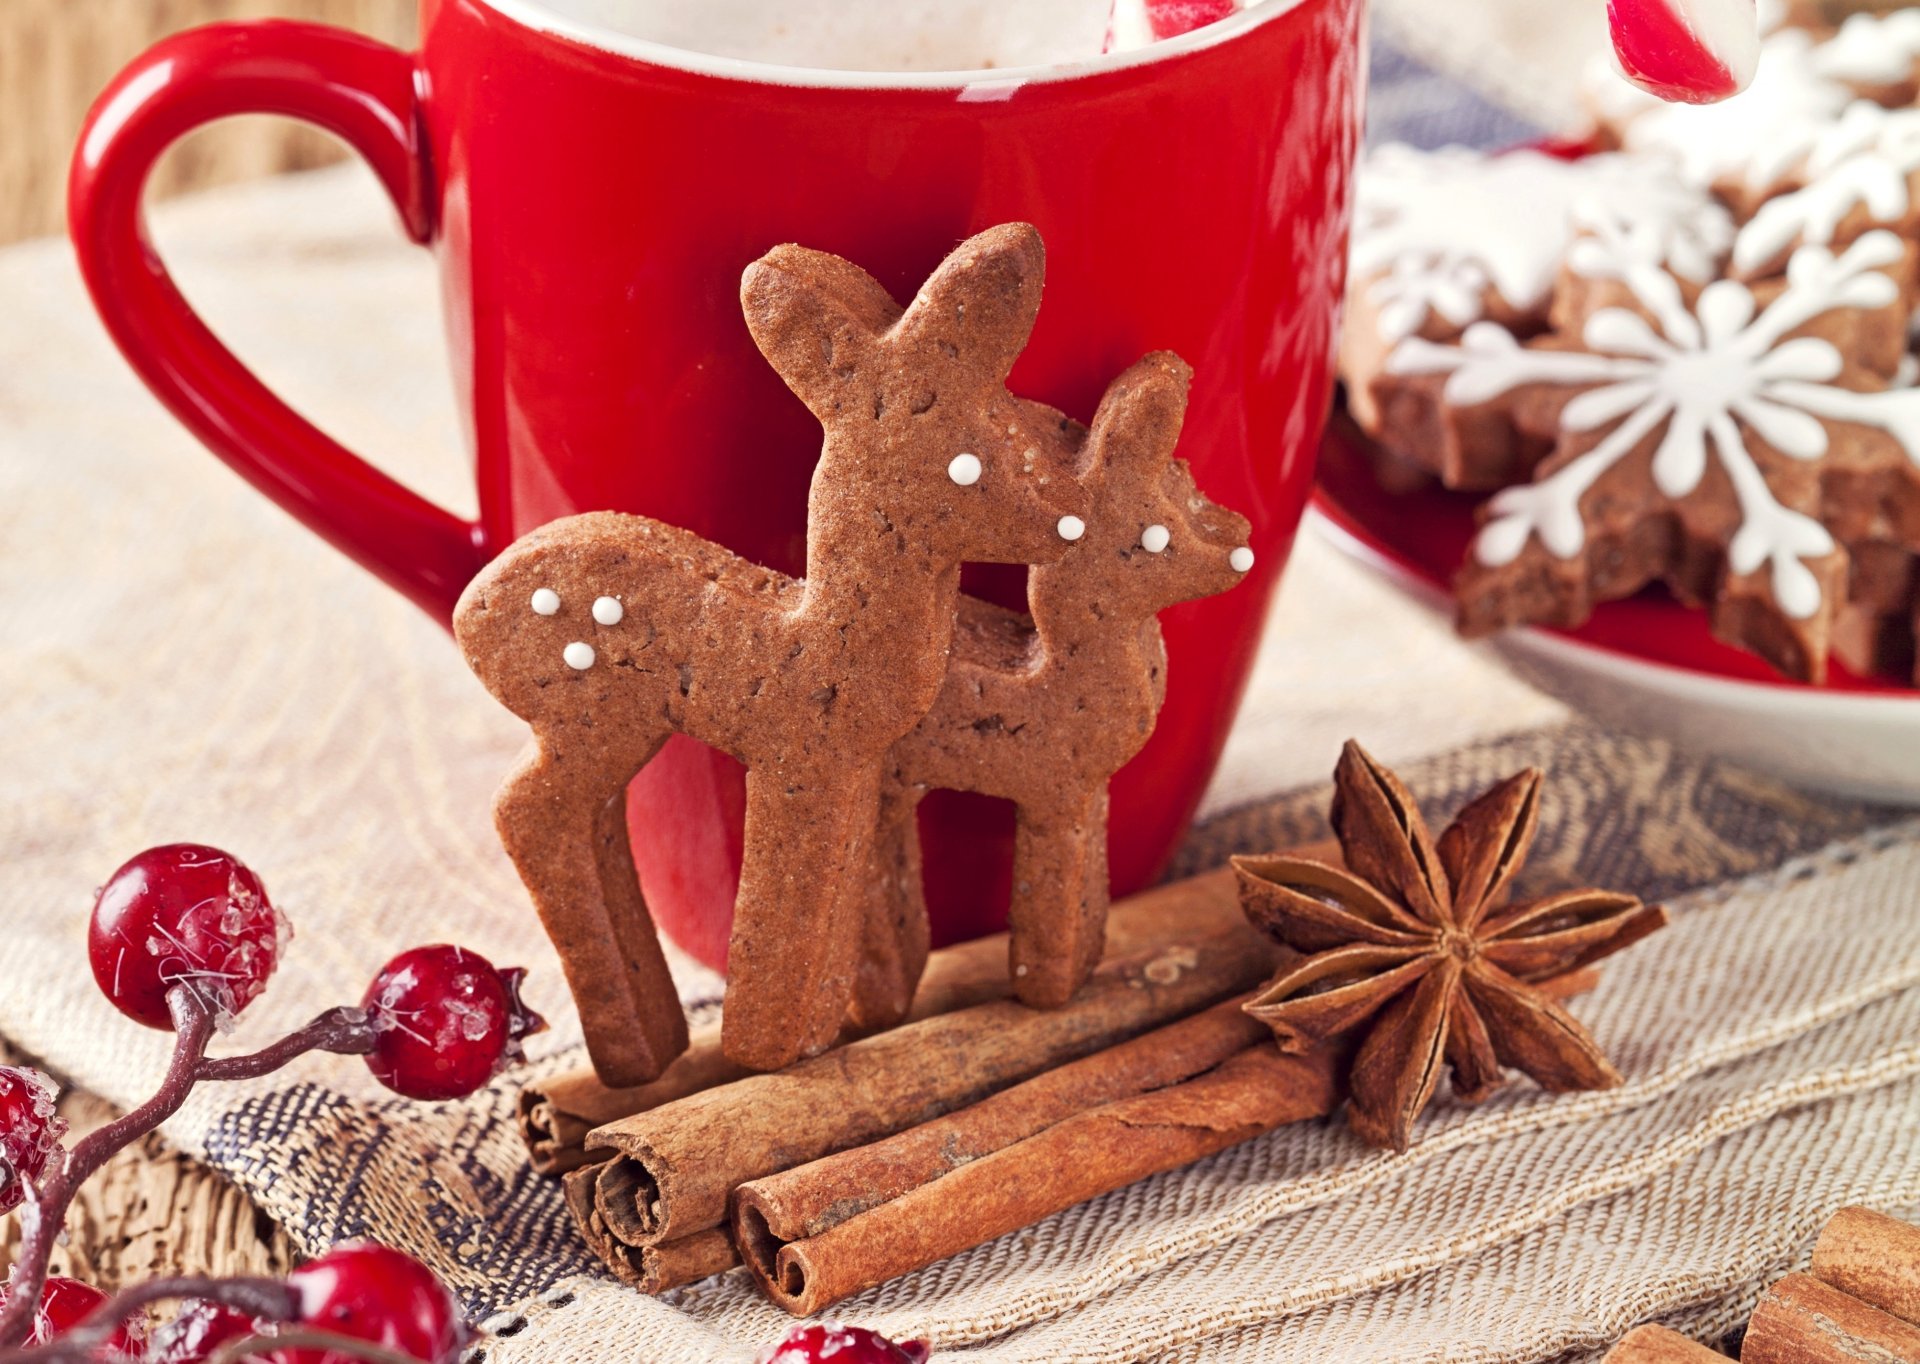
[1609,0,1761,104]
[1106,0,1239,52]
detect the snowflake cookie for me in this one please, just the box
[1341,144,1732,489]
[1387,229,1920,683]
[1733,101,1920,279]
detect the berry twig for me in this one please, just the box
[0,1277,291,1364]
[0,845,544,1362]
[0,988,378,1350]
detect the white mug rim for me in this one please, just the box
[465,0,1313,90]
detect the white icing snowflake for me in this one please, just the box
[1387,231,1920,620]
[1734,101,1920,273]
[1808,9,1920,87]
[1350,145,1730,344]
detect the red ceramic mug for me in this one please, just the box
[69,0,1363,971]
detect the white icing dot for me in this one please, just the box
[592,596,624,626]
[1057,515,1087,542]
[948,453,983,486]
[530,588,560,616]
[1141,524,1171,554]
[562,642,596,670]
[1229,546,1255,573]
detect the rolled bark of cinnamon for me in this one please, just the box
[521,865,1261,1174]
[734,997,1269,1265]
[736,1040,1343,1317]
[563,1162,741,1294]
[587,901,1278,1247]
[1742,1272,1920,1364]
[1601,1326,1727,1362]
[1811,1206,1920,1325]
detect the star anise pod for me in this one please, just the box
[1232,741,1668,1151]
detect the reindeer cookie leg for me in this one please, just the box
[724,764,884,1070]
[494,738,690,1086]
[1008,786,1111,1008]
[847,778,931,1033]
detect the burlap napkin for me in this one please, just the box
[3,28,1917,1364]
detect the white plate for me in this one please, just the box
[1312,508,1920,806]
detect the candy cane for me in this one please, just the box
[1609,0,1761,104]
[1106,0,1239,52]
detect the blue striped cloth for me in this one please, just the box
[1368,36,1541,149]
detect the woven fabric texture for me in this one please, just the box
[4,26,1917,1364]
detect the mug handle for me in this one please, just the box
[69,21,484,623]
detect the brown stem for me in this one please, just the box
[196,1007,378,1082]
[207,1329,429,1364]
[0,1277,296,1364]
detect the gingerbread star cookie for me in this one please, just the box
[1388,229,1920,683]
[1342,144,1732,489]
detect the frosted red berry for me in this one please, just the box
[147,1298,260,1363]
[1145,0,1237,39]
[0,1066,65,1213]
[275,1243,466,1364]
[361,946,546,1101]
[1,1275,147,1354]
[89,845,285,1030]
[758,1324,931,1364]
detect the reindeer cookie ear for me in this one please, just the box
[743,245,904,417]
[1087,351,1192,486]
[894,223,1046,383]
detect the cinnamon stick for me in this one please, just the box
[563,1162,741,1294]
[586,892,1277,1247]
[734,997,1270,1273]
[1742,1272,1920,1364]
[521,864,1265,1174]
[1812,1206,1920,1326]
[736,1040,1342,1316]
[1601,1326,1727,1362]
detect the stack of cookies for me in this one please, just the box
[1340,1,1920,685]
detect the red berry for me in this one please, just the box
[147,1299,260,1364]
[89,845,285,1030]
[758,1325,931,1364]
[0,1275,147,1355]
[0,1066,65,1213]
[1146,0,1237,39]
[361,946,546,1101]
[273,1244,466,1364]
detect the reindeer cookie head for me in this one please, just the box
[743,223,1089,568]
[1040,352,1254,620]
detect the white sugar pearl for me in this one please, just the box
[1141,524,1170,554]
[563,641,596,670]
[948,453,983,486]
[1057,515,1087,542]
[592,596,624,626]
[1229,546,1255,573]
[530,588,561,616]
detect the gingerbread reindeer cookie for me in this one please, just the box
[852,353,1253,1029]
[456,225,1090,1083]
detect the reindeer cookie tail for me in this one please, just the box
[495,739,690,1086]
